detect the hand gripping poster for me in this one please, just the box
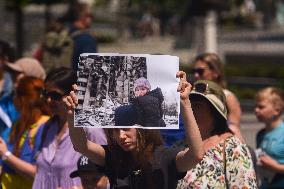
[75,53,180,129]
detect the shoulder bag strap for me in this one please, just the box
[223,138,230,189]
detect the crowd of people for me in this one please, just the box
[0,2,283,189]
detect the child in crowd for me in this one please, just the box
[70,155,109,189]
[255,87,284,188]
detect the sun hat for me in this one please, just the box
[5,57,46,80]
[189,80,227,121]
[134,77,151,91]
[70,156,104,178]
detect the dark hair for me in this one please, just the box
[106,129,164,188]
[62,2,90,23]
[45,67,77,94]
[193,53,226,88]
[0,40,15,62]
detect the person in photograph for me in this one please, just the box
[191,53,244,142]
[63,71,205,189]
[70,155,109,189]
[0,76,50,189]
[131,77,166,127]
[254,87,284,188]
[177,80,257,188]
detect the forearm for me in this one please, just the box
[67,113,105,166]
[267,162,284,173]
[67,113,88,153]
[4,154,36,179]
[180,99,204,167]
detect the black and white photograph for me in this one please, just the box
[75,53,179,129]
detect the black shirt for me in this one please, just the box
[102,145,186,189]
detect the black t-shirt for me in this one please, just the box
[102,145,186,189]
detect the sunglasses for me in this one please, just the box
[192,68,205,76]
[193,83,209,94]
[43,90,65,101]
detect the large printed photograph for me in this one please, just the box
[75,54,179,129]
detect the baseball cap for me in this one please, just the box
[70,156,104,178]
[5,57,46,80]
[189,80,227,122]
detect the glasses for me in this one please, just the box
[43,90,65,101]
[193,83,209,94]
[192,68,205,76]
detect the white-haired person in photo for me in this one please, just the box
[131,77,166,127]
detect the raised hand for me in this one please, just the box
[62,84,78,115]
[176,71,192,101]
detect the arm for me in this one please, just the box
[225,92,245,142]
[0,138,36,179]
[175,71,205,172]
[63,85,105,166]
[260,155,284,174]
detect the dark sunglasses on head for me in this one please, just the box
[193,83,209,94]
[43,90,65,101]
[192,68,205,76]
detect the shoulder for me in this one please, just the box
[225,136,252,158]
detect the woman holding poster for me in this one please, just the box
[64,71,205,189]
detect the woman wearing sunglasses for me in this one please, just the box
[0,76,50,189]
[31,67,107,189]
[177,80,257,188]
[191,53,244,142]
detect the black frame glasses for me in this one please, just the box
[42,90,65,101]
[193,83,209,94]
[192,68,205,76]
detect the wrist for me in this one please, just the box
[181,99,191,108]
[2,150,11,161]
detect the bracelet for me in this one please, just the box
[2,151,11,161]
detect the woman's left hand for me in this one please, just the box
[0,137,8,157]
[176,71,192,101]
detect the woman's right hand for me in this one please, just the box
[63,84,78,115]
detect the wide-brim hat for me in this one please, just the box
[189,80,227,122]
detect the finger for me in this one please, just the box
[66,96,76,109]
[176,71,186,80]
[70,91,78,104]
[63,97,72,109]
[72,84,78,92]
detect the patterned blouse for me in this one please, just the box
[177,135,258,189]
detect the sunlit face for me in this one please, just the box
[193,61,217,81]
[255,98,279,124]
[113,128,137,152]
[134,86,148,97]
[79,172,109,189]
